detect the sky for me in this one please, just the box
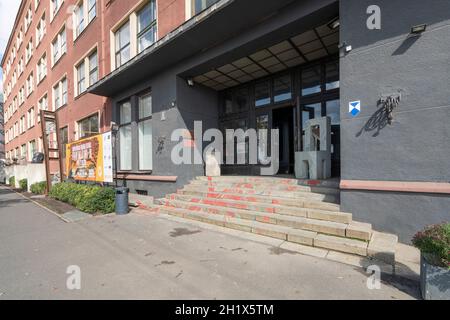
[0,0,22,95]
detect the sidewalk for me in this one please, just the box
[0,186,419,299]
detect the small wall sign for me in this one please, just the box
[349,101,361,117]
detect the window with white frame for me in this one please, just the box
[51,26,66,65]
[19,87,25,105]
[26,73,34,96]
[88,0,96,23]
[37,53,47,83]
[53,77,67,109]
[51,0,64,20]
[21,144,27,159]
[75,48,98,96]
[115,22,130,68]
[36,13,46,46]
[38,94,49,111]
[20,116,25,134]
[76,60,86,95]
[88,50,98,85]
[24,6,33,32]
[74,2,85,37]
[12,71,17,86]
[29,140,36,161]
[25,39,33,64]
[18,57,24,75]
[77,113,99,139]
[137,1,157,53]
[16,28,23,49]
[35,0,40,10]
[73,0,96,39]
[27,108,35,129]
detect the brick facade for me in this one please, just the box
[1,0,188,172]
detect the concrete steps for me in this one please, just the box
[193,178,340,196]
[184,184,338,203]
[178,187,340,211]
[153,176,398,265]
[165,193,350,224]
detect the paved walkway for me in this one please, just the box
[0,186,419,299]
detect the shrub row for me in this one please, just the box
[49,182,115,214]
[19,179,28,191]
[9,176,15,188]
[30,181,47,195]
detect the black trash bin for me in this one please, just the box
[115,187,129,215]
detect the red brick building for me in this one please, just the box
[1,0,189,172]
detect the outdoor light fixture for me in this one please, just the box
[187,78,195,87]
[327,17,340,30]
[410,24,427,35]
[110,121,119,134]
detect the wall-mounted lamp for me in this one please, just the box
[110,121,119,134]
[338,42,352,57]
[327,17,340,30]
[187,78,195,87]
[410,24,427,35]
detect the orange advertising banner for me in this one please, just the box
[66,132,113,183]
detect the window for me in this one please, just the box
[27,108,35,128]
[26,73,34,96]
[192,0,220,16]
[88,50,98,85]
[21,144,27,159]
[88,0,96,23]
[119,101,132,170]
[75,2,85,37]
[78,113,99,139]
[25,39,33,64]
[115,22,130,68]
[273,74,292,103]
[38,94,49,117]
[53,77,67,109]
[138,93,152,170]
[35,0,40,10]
[20,116,25,134]
[301,65,321,96]
[37,53,47,83]
[51,0,64,19]
[19,87,25,105]
[76,61,86,94]
[52,27,67,65]
[326,61,339,91]
[326,99,340,125]
[60,127,68,158]
[255,81,271,107]
[137,1,156,53]
[18,57,24,75]
[75,49,98,95]
[29,140,36,161]
[24,6,33,32]
[36,13,46,46]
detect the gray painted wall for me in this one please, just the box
[112,67,218,199]
[340,0,450,242]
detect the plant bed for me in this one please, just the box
[413,223,450,300]
[49,182,115,214]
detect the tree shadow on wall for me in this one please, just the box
[356,103,390,138]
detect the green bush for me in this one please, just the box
[19,179,28,191]
[50,182,115,214]
[30,181,47,195]
[413,223,450,269]
[9,176,15,187]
